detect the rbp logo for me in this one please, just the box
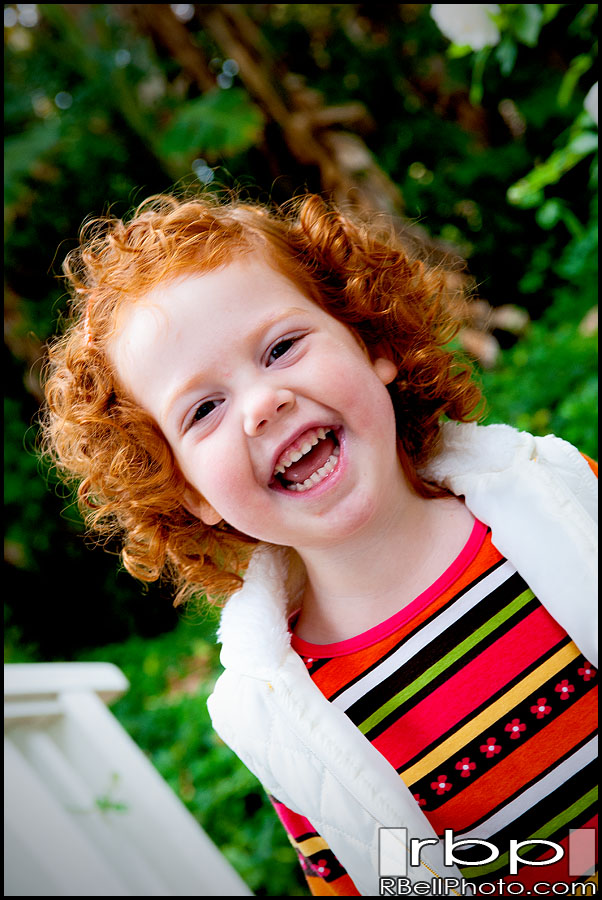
[379,827,596,877]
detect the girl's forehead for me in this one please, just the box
[110,253,325,351]
[133,253,318,320]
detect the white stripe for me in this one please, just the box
[332,560,518,711]
[456,735,598,842]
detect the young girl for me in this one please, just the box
[42,192,597,896]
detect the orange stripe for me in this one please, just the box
[313,534,503,697]
[427,688,598,833]
[311,629,407,696]
[294,835,330,855]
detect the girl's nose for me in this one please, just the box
[243,387,296,437]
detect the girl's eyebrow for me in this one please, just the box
[163,306,309,425]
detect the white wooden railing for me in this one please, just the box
[4,662,252,896]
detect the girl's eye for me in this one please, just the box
[268,338,296,364]
[192,399,220,423]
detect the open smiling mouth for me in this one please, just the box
[271,427,341,493]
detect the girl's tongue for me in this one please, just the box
[281,433,337,484]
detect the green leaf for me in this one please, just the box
[507,185,544,208]
[507,129,598,206]
[567,131,598,156]
[447,43,473,59]
[541,5,563,24]
[509,4,544,47]
[557,54,593,108]
[494,34,518,76]
[158,89,265,159]
[469,47,492,107]
[535,199,564,229]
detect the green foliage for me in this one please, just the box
[492,4,546,49]
[507,114,598,207]
[557,53,594,108]
[425,3,598,460]
[158,88,265,160]
[481,179,598,459]
[481,319,598,457]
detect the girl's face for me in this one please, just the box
[107,252,406,551]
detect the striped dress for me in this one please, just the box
[270,481,598,895]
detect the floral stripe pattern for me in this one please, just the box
[271,525,598,894]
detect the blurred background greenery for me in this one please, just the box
[4,4,597,895]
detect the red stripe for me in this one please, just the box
[270,796,315,839]
[371,605,566,767]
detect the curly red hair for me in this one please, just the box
[41,191,484,606]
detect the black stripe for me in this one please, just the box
[346,570,529,728]
[294,829,320,843]
[302,847,349,882]
[303,656,331,676]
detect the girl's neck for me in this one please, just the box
[293,490,475,644]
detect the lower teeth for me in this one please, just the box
[285,446,340,492]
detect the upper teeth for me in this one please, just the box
[273,427,329,476]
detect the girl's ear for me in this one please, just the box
[182,487,223,526]
[373,357,398,386]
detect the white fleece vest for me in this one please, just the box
[207,423,598,896]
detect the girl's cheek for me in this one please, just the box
[207,458,255,510]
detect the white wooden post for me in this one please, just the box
[4,662,253,896]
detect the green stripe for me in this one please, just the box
[460,786,598,878]
[358,589,534,735]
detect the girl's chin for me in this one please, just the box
[276,491,385,550]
